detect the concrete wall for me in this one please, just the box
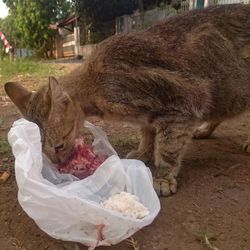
[15,48,33,58]
[116,2,190,34]
[80,44,98,59]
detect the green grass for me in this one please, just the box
[0,137,11,154]
[126,237,140,250]
[0,59,57,83]
[201,233,219,250]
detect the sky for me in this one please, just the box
[0,0,8,19]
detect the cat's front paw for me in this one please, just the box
[153,175,177,197]
[126,150,152,163]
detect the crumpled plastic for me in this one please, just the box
[8,118,160,249]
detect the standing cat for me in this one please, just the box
[5,4,250,196]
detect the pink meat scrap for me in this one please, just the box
[57,138,107,179]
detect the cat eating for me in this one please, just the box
[5,4,250,196]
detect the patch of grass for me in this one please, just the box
[0,59,58,83]
[201,233,219,250]
[0,137,11,154]
[126,237,140,250]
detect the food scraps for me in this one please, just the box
[57,138,106,179]
[101,192,149,219]
[0,170,11,183]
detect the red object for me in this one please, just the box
[57,138,106,179]
[0,31,13,53]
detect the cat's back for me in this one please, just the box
[81,4,250,118]
[90,4,250,75]
[147,4,250,45]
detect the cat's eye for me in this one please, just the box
[55,143,64,151]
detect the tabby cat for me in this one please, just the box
[5,4,250,196]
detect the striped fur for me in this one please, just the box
[5,4,250,196]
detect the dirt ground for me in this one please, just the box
[0,64,250,250]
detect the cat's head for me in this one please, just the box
[5,77,84,164]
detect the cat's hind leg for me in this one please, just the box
[153,117,196,196]
[126,126,156,164]
[193,120,221,139]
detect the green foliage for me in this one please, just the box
[0,0,174,52]
[73,0,136,44]
[0,15,20,59]
[74,1,133,44]
[73,0,169,22]
[73,0,137,23]
[88,21,115,44]
[73,0,171,43]
[2,0,71,58]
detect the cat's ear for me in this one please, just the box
[48,77,70,109]
[4,82,32,117]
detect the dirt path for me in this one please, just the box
[0,65,249,250]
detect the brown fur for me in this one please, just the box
[5,4,250,196]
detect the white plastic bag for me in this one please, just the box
[8,118,160,249]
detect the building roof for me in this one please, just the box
[49,14,81,30]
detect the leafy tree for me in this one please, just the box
[0,15,20,58]
[3,0,71,58]
[73,0,140,44]
[73,0,176,24]
[73,0,177,43]
[73,0,137,23]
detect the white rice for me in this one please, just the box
[101,192,149,219]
